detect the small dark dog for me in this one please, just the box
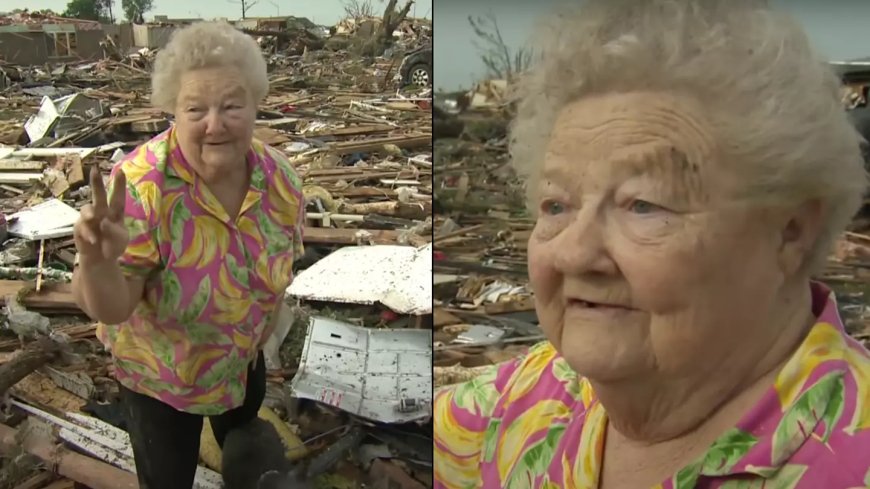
[222,418,310,489]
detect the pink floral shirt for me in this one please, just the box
[434,282,870,488]
[96,128,305,415]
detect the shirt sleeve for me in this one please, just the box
[434,356,524,489]
[293,188,305,259]
[266,145,306,259]
[106,161,160,277]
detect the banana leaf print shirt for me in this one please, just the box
[95,127,305,415]
[434,282,870,489]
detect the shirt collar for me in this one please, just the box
[680,281,853,484]
[158,126,270,223]
[161,125,267,192]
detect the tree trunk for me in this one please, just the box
[380,0,414,48]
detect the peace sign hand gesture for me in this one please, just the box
[73,166,129,265]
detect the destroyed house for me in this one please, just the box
[0,19,105,65]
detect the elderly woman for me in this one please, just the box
[434,2,870,488]
[71,21,305,489]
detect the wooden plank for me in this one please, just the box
[254,126,291,145]
[12,472,54,489]
[0,424,139,489]
[434,308,462,328]
[303,227,405,245]
[385,101,422,111]
[107,113,157,126]
[308,124,393,137]
[130,119,170,133]
[484,297,536,314]
[0,159,44,172]
[327,134,431,155]
[303,227,431,246]
[41,480,76,489]
[0,172,42,184]
[0,280,79,311]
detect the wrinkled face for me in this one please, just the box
[174,66,257,172]
[528,91,789,383]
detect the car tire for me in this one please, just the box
[407,63,432,87]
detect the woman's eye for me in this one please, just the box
[628,199,664,214]
[541,200,567,215]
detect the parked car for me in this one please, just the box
[398,44,432,88]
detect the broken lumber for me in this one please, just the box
[304,227,404,245]
[0,340,59,395]
[327,134,431,155]
[0,423,138,489]
[339,201,432,219]
[0,281,79,313]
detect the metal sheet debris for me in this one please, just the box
[290,316,432,424]
[453,324,506,346]
[7,198,79,240]
[24,94,105,142]
[287,243,432,315]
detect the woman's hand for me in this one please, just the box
[74,166,129,264]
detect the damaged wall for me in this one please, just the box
[0,28,106,65]
[102,23,134,52]
[132,24,175,49]
[0,32,47,65]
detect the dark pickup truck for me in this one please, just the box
[398,43,433,88]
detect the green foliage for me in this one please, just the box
[62,0,111,22]
[121,0,154,23]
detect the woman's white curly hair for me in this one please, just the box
[151,21,269,112]
[510,0,868,275]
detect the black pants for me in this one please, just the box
[120,352,266,489]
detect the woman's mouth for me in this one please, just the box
[567,299,634,314]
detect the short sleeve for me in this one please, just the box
[433,358,523,489]
[293,189,305,259]
[266,145,305,259]
[107,161,160,277]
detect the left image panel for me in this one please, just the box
[0,2,433,488]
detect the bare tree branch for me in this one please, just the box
[342,0,375,20]
[468,12,531,80]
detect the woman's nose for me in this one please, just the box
[204,110,225,134]
[552,211,618,276]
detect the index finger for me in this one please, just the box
[89,165,108,211]
[107,170,127,221]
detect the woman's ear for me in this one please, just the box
[777,199,824,276]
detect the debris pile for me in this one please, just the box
[433,78,870,389]
[0,16,433,489]
[0,11,102,29]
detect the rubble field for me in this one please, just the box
[432,79,870,388]
[0,14,433,489]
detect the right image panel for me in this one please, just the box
[432,1,870,488]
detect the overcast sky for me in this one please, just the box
[435,0,870,91]
[15,0,432,26]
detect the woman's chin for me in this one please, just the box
[557,336,651,383]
